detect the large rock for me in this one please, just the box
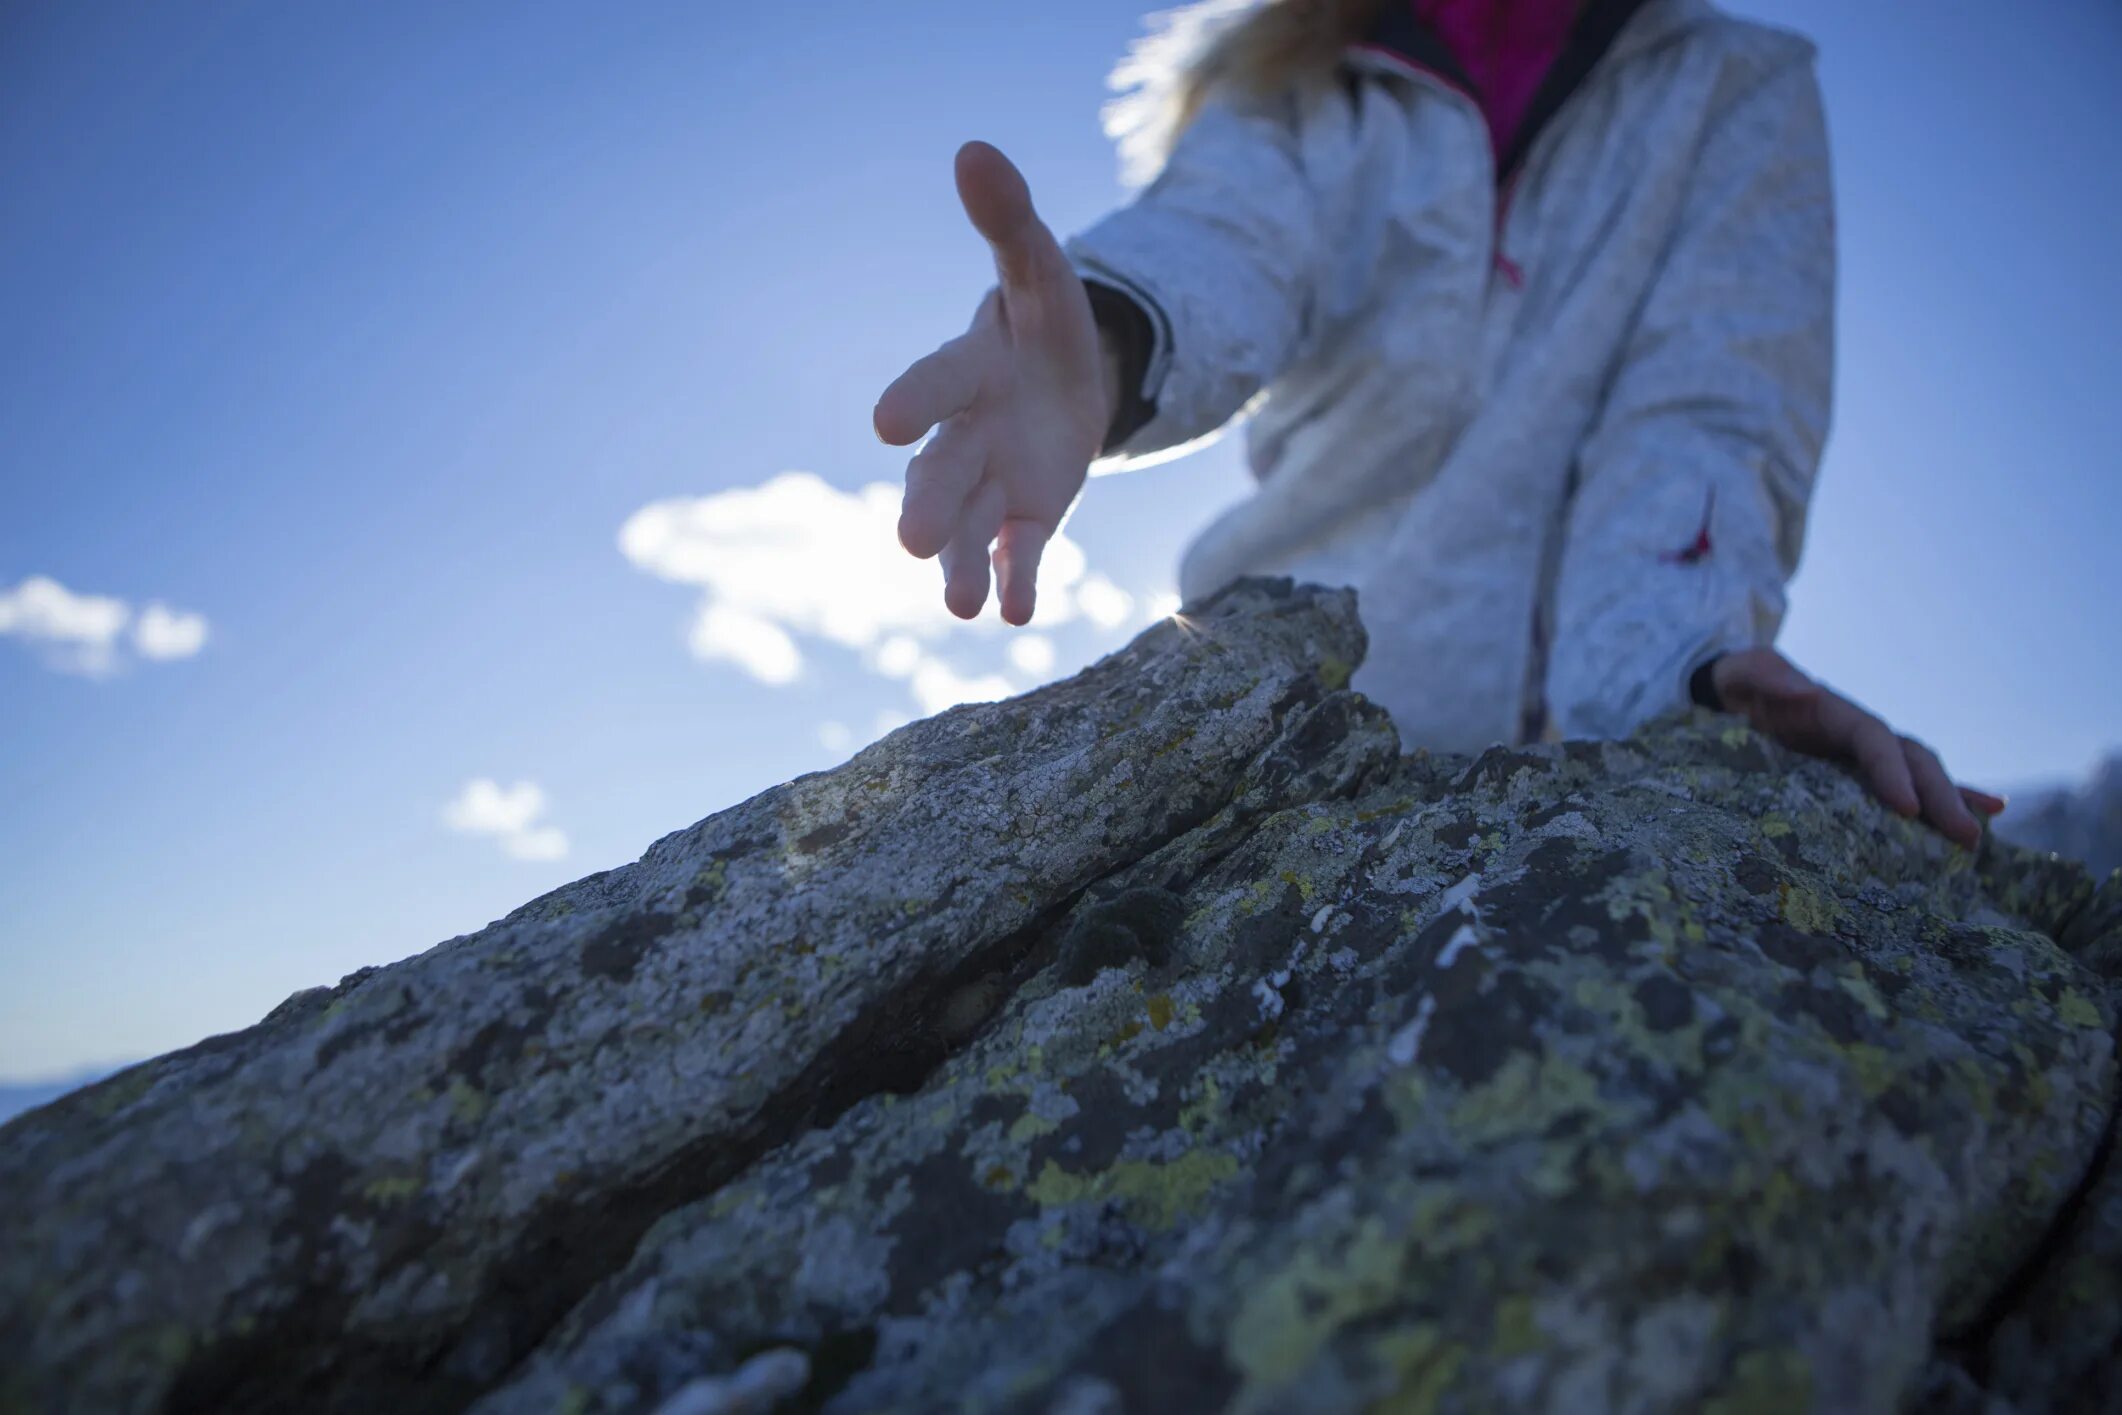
[1,579,2116,1415]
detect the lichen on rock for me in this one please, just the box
[1,578,2116,1415]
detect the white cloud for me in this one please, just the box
[817,720,854,753]
[619,472,1097,662]
[1146,592,1184,622]
[619,471,1173,722]
[1008,634,1056,675]
[870,635,922,679]
[0,576,128,645]
[688,603,801,685]
[908,656,1016,715]
[443,778,571,863]
[1076,573,1135,629]
[0,575,209,676]
[133,603,210,661]
[0,576,124,675]
[444,779,545,835]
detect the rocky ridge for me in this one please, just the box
[1,579,2117,1415]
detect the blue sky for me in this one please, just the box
[2,0,2117,1085]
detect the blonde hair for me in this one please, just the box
[1103,0,1387,184]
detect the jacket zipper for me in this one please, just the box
[1355,0,1657,287]
[1347,1,1682,744]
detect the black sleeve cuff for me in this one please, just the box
[1688,655,1725,711]
[1083,279,1157,453]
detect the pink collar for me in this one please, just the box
[1410,0,1579,159]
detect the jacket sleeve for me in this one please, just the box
[1064,85,1333,461]
[1544,57,1835,741]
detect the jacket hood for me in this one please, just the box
[1105,0,1725,186]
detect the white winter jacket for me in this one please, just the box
[1067,0,1833,754]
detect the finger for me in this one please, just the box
[1903,736,1979,850]
[1960,787,2008,817]
[940,477,1006,620]
[993,517,1052,626]
[955,141,1052,293]
[1817,693,1919,818]
[874,334,984,447]
[899,420,986,560]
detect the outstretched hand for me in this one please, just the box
[873,142,1114,625]
[1708,646,2006,850]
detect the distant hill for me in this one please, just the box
[1997,752,2122,878]
[0,1065,118,1128]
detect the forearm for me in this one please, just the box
[1062,87,1338,459]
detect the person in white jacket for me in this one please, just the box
[873,0,2004,848]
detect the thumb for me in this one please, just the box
[955,141,1049,291]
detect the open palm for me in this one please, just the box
[873,142,1112,625]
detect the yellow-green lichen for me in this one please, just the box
[708,1184,760,1220]
[1149,728,1197,762]
[1521,1140,1583,1198]
[689,857,730,907]
[1025,1148,1239,1229]
[1950,1056,1997,1122]
[1372,1324,1468,1415]
[1756,1167,1801,1226]
[1843,1044,1897,1100]
[83,1067,156,1119]
[1490,1294,1540,1358]
[446,1078,489,1124]
[1408,1184,1497,1250]
[1835,972,1889,1022]
[2057,988,2106,1029]
[1568,972,1701,1069]
[362,1174,422,1206]
[1779,883,1840,935]
[1449,1049,1604,1147]
[1227,1213,1410,1386]
[1178,1073,1227,1135]
[1702,1347,1813,1414]
[1601,867,1685,955]
[1008,1111,1059,1145]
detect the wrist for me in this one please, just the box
[1689,654,1726,712]
[1080,279,1156,455]
[1097,332,1125,455]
